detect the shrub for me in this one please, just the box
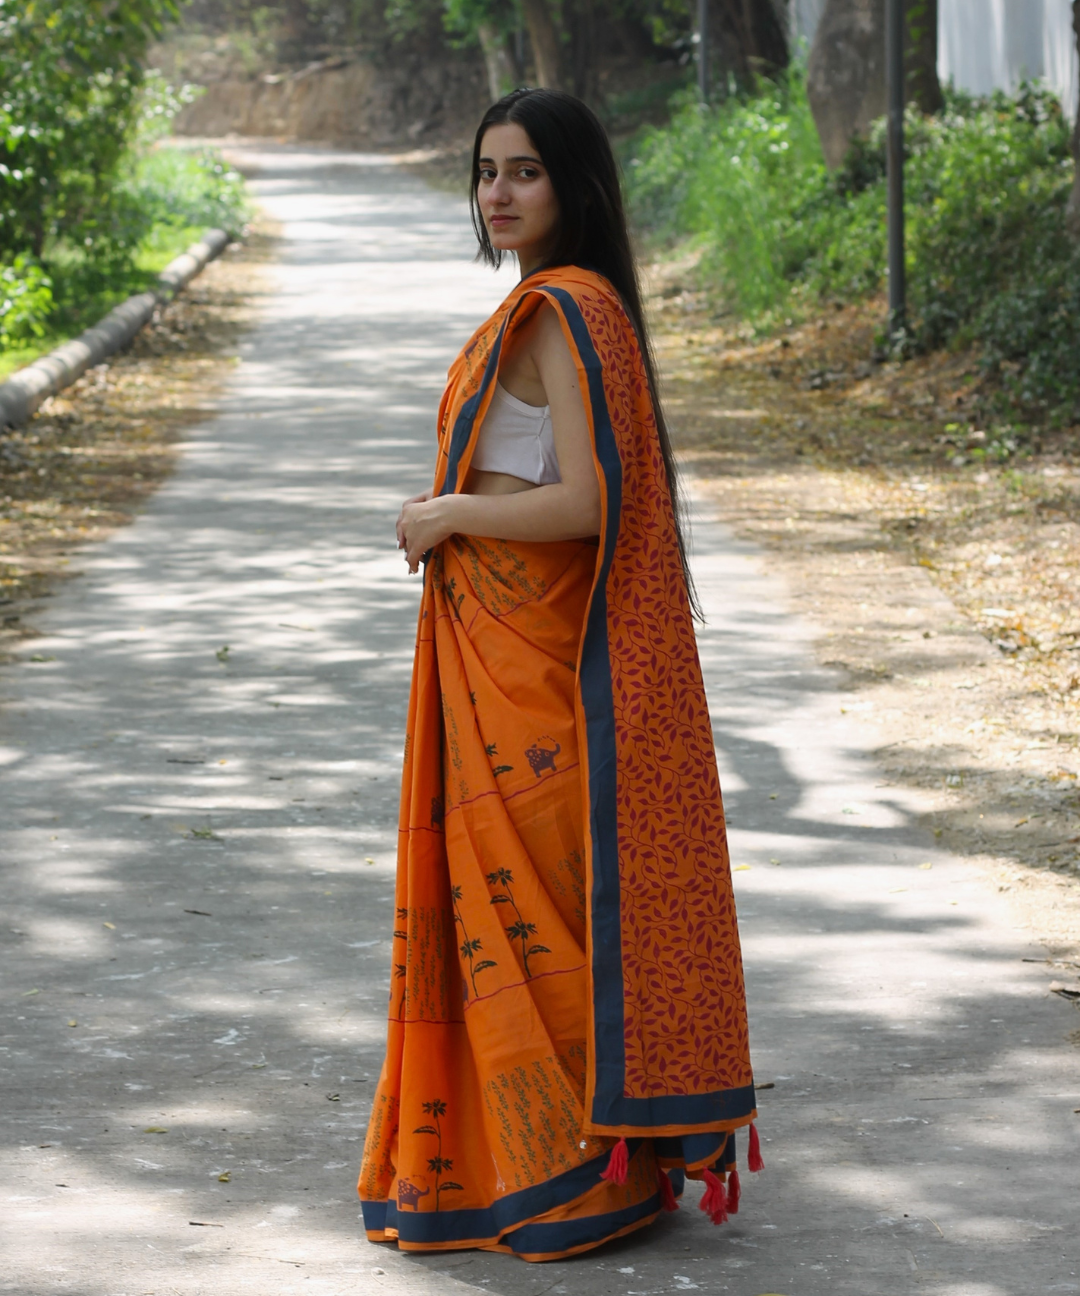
[125,146,250,243]
[121,69,249,245]
[903,86,1073,348]
[624,74,1080,418]
[0,255,54,346]
[624,72,829,316]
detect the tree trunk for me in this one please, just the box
[1068,0,1080,239]
[507,25,525,84]
[905,0,943,114]
[477,23,515,102]
[521,0,562,89]
[707,0,790,90]
[807,0,884,168]
[566,0,599,102]
[740,0,790,74]
[808,0,941,170]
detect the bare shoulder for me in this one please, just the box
[530,298,573,364]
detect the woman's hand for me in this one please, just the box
[399,493,458,574]
[396,490,432,551]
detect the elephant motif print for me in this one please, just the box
[524,738,560,777]
[396,1179,430,1209]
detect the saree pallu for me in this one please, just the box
[359,266,757,1261]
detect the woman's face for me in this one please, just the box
[477,123,560,273]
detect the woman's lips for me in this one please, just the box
[489,215,517,226]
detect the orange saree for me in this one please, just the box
[358,266,758,1261]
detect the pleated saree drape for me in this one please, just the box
[358,266,759,1261]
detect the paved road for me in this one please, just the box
[2,147,1077,1296]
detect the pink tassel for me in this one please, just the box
[748,1122,764,1173]
[600,1137,629,1186]
[657,1168,679,1212]
[726,1167,741,1214]
[699,1168,729,1225]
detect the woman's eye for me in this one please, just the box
[517,167,538,179]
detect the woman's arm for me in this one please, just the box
[398,304,602,573]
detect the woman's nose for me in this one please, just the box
[489,172,511,203]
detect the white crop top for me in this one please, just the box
[471,383,561,485]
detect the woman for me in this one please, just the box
[358,87,760,1262]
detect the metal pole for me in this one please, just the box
[885,0,906,341]
[697,0,709,103]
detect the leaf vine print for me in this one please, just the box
[413,1099,463,1209]
[451,883,497,999]
[392,906,408,1016]
[445,576,465,619]
[486,867,550,977]
[484,740,513,778]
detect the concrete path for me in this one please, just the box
[1,146,1077,1296]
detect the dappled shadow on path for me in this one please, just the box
[5,521,1076,1296]
[1,150,1077,1296]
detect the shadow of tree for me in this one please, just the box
[1,147,1077,1296]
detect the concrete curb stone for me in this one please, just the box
[0,227,230,431]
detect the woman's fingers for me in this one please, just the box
[404,521,428,572]
[400,504,425,572]
[400,497,452,572]
[396,502,417,550]
[397,492,433,551]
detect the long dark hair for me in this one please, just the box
[469,87,698,617]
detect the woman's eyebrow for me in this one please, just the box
[478,154,543,165]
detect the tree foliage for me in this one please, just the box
[0,2,252,354]
[176,0,699,100]
[0,0,180,262]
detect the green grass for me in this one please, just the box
[134,221,219,274]
[0,342,51,382]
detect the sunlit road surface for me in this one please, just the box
[1,145,1077,1296]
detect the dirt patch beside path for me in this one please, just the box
[0,223,274,658]
[652,277,1080,965]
